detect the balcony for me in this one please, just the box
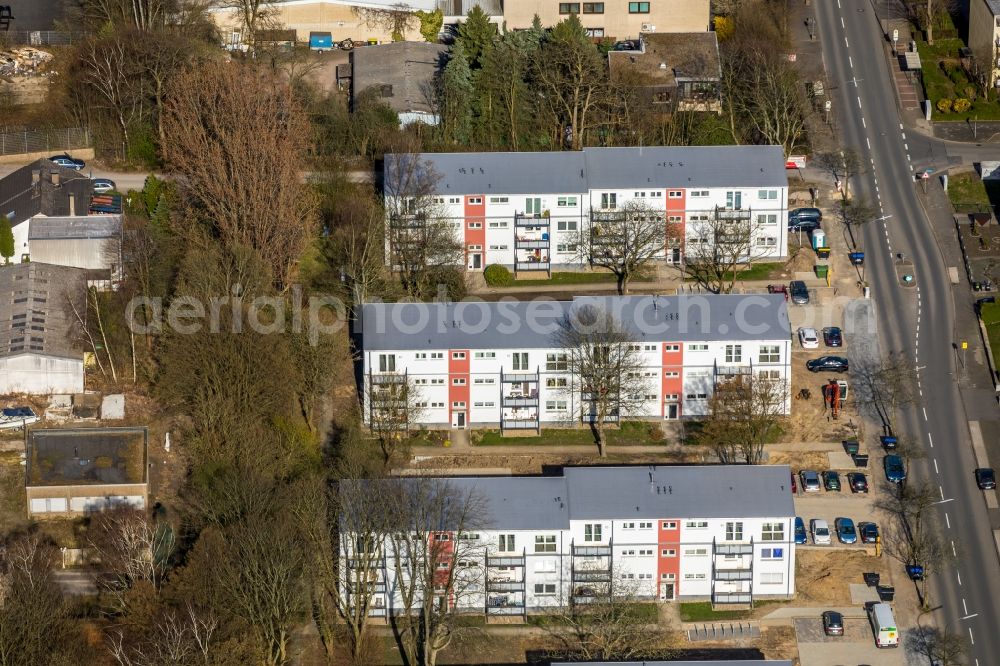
[501,372,538,383]
[515,213,550,227]
[712,591,752,605]
[714,206,752,221]
[573,569,612,583]
[502,395,538,408]
[500,418,539,430]
[486,603,525,614]
[514,258,550,272]
[573,545,611,557]
[389,213,428,230]
[487,579,524,592]
[714,569,753,581]
[516,237,550,249]
[487,554,525,567]
[347,555,386,568]
[715,543,754,556]
[370,373,406,385]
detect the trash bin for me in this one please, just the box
[816,247,831,259]
[849,251,865,265]
[852,453,869,468]
[907,564,925,580]
[815,264,829,278]
[877,585,895,601]
[863,572,881,587]
[843,439,860,455]
[880,435,898,449]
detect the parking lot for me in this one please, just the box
[794,616,905,666]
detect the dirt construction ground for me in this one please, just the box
[795,550,887,606]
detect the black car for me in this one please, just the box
[823,327,843,347]
[790,280,810,305]
[822,610,844,636]
[806,356,849,373]
[858,521,879,544]
[823,470,841,491]
[975,467,997,490]
[789,218,821,233]
[48,154,85,170]
[789,207,823,224]
[848,472,869,493]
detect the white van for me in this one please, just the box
[868,602,899,648]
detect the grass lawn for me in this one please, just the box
[679,599,784,622]
[916,34,1000,121]
[948,172,992,212]
[476,420,664,446]
[683,261,786,284]
[980,301,1000,363]
[527,602,658,627]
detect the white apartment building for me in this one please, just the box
[341,465,797,619]
[359,294,792,431]
[383,146,789,274]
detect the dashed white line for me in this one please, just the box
[946,512,951,528]
[841,16,845,27]
[906,154,911,162]
[963,598,968,615]
[934,458,939,474]
[957,570,962,585]
[845,37,849,48]
[940,485,945,500]
[862,117,866,128]
[849,56,854,68]
[969,627,975,645]
[899,123,904,129]
[901,132,906,140]
[952,540,957,556]
[928,433,934,448]
[922,407,928,420]
[857,96,862,109]
[866,137,871,149]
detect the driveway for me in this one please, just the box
[794,616,905,666]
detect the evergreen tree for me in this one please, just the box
[439,42,474,144]
[457,6,496,70]
[0,215,14,264]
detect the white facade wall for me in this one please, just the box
[0,354,84,395]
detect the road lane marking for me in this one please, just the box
[906,154,911,161]
[957,570,962,585]
[952,540,957,556]
[946,512,950,528]
[934,459,939,474]
[857,96,862,109]
[901,132,906,139]
[900,123,904,129]
[923,407,928,420]
[928,432,933,448]
[849,56,854,68]
[940,485,945,499]
[969,627,974,644]
[904,144,908,150]
[963,598,968,614]
[862,116,866,128]
[963,613,979,620]
[841,16,845,27]
[845,37,849,47]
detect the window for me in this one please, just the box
[546,400,568,411]
[474,352,496,359]
[431,401,445,408]
[633,191,646,198]
[452,401,466,408]
[468,244,482,251]
[684,547,708,556]
[488,244,509,250]
[758,369,781,380]
[638,548,653,556]
[459,532,480,541]
[513,352,528,370]
[690,190,709,197]
[621,548,636,556]
[725,344,742,363]
[559,2,580,12]
[761,547,785,560]
[664,393,679,401]
[556,243,579,253]
[644,344,657,352]
[469,197,482,204]
[546,377,568,388]
[756,236,778,247]
[415,352,427,360]
[498,534,515,552]
[757,213,778,225]
[452,352,466,360]
[434,533,451,541]
[546,353,568,371]
[525,197,542,214]
[684,573,707,580]
[600,192,617,210]
[584,524,602,542]
[489,196,509,203]
[667,215,682,223]
[667,190,682,198]
[725,522,744,541]
[378,354,395,372]
[431,378,445,385]
[757,189,778,200]
[761,522,785,541]
[725,191,743,209]
[622,522,635,529]
[662,521,677,529]
[534,583,557,595]
[431,352,443,359]
[661,548,676,557]
[452,378,466,386]
[639,521,652,529]
[474,377,496,385]
[582,1,604,11]
[468,222,482,229]
[664,371,679,378]
[488,221,509,228]
[557,196,578,206]
[760,572,784,585]
[661,572,676,580]
[665,344,680,352]
[449,197,460,204]
[436,562,450,569]
[685,520,708,528]
[584,27,605,37]
[758,345,780,363]
[557,219,578,231]
[534,535,557,552]
[687,343,708,352]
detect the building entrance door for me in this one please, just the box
[659,582,675,601]
[452,411,466,428]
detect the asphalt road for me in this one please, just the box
[815,0,1000,661]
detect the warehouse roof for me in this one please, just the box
[383,145,786,196]
[0,262,86,360]
[359,294,790,351]
[26,427,148,487]
[351,42,448,118]
[28,215,121,240]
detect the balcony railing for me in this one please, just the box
[516,238,550,249]
[502,396,538,407]
[487,555,525,566]
[515,259,550,271]
[486,603,525,614]
[371,373,406,385]
[487,579,524,592]
[573,570,612,583]
[714,207,752,221]
[501,372,538,383]
[573,545,611,557]
[347,556,386,568]
[715,543,754,556]
[500,418,539,430]
[389,213,429,229]
[515,213,549,227]
[713,592,752,605]
[714,569,753,581]
[368,606,388,617]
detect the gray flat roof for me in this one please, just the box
[0,262,87,360]
[384,145,787,196]
[359,294,790,351]
[412,465,794,530]
[26,427,148,487]
[29,215,121,241]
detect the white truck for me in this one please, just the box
[867,602,899,648]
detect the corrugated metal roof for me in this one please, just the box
[359,294,790,351]
[28,215,121,240]
[383,145,787,196]
[0,262,87,360]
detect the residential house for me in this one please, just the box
[0,158,93,263]
[359,294,792,430]
[969,0,1000,86]
[339,464,796,619]
[503,0,710,40]
[0,262,87,395]
[608,33,722,112]
[25,427,148,516]
[384,145,789,274]
[350,41,448,125]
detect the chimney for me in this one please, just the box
[51,171,60,187]
[31,170,40,185]
[69,193,75,217]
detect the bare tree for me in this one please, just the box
[814,149,868,200]
[852,351,916,428]
[161,60,317,289]
[724,44,807,154]
[353,4,417,41]
[678,211,770,293]
[555,304,650,457]
[911,625,969,666]
[697,373,788,464]
[581,200,673,294]
[548,574,670,662]
[835,197,878,249]
[82,36,145,159]
[365,372,424,468]
[383,151,463,297]
[216,0,277,51]
[107,603,218,666]
[385,478,487,666]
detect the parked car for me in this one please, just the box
[822,610,844,636]
[975,467,996,490]
[848,472,869,493]
[789,218,821,233]
[798,327,819,349]
[823,470,841,491]
[858,521,880,544]
[884,454,906,484]
[800,470,821,493]
[794,517,808,544]
[811,518,832,545]
[48,154,85,170]
[789,207,823,224]
[791,471,798,494]
[823,326,843,347]
[91,177,116,194]
[790,280,810,304]
[835,517,857,544]
[806,356,849,373]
